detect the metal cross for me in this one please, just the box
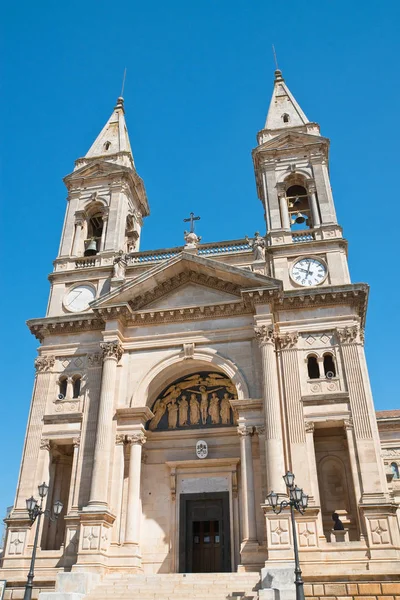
[183,212,200,233]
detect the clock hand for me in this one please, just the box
[66,290,82,306]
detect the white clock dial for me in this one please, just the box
[64,285,96,313]
[291,258,327,287]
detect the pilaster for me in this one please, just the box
[277,332,311,492]
[254,325,286,495]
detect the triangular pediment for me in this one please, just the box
[64,159,132,182]
[91,251,282,313]
[258,131,328,152]
[144,282,240,310]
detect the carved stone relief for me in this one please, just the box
[269,519,290,545]
[147,372,237,431]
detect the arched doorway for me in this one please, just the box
[144,369,240,573]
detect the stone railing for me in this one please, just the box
[292,230,315,243]
[126,247,182,264]
[127,238,252,265]
[198,239,251,255]
[75,257,98,269]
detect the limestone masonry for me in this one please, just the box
[2,70,400,600]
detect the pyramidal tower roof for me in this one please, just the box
[80,96,135,169]
[264,69,310,130]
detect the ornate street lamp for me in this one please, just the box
[23,483,63,600]
[266,471,309,600]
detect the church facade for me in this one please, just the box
[2,71,400,598]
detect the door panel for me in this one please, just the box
[179,492,230,573]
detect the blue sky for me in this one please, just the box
[1,1,399,514]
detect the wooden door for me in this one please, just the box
[179,492,231,573]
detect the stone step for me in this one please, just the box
[85,572,261,600]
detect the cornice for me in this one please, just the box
[29,283,368,339]
[278,283,369,327]
[28,314,104,342]
[126,300,253,325]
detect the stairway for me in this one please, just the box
[84,572,261,600]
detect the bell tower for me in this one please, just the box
[47,97,150,317]
[253,69,350,289]
[58,96,149,261]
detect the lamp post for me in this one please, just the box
[23,482,63,600]
[267,471,309,600]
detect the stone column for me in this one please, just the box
[66,377,73,399]
[344,419,364,538]
[111,435,126,544]
[338,326,387,500]
[16,356,55,509]
[68,438,81,512]
[237,425,257,542]
[100,212,109,251]
[304,422,320,505]
[254,326,286,494]
[277,190,291,230]
[307,184,321,227]
[71,217,84,256]
[88,341,123,508]
[125,432,146,546]
[277,332,311,491]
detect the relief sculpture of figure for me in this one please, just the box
[178,395,189,426]
[209,392,220,425]
[149,399,167,431]
[167,398,179,429]
[189,393,200,425]
[220,392,231,425]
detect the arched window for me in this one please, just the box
[282,113,290,123]
[103,141,111,151]
[286,185,312,231]
[58,377,67,398]
[85,212,104,256]
[307,356,320,379]
[391,462,400,480]
[72,376,81,399]
[323,354,336,378]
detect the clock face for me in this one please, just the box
[291,258,327,287]
[64,285,96,313]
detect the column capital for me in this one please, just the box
[343,418,354,430]
[237,425,254,437]
[276,182,286,198]
[100,340,124,362]
[40,438,51,451]
[115,434,125,445]
[35,355,55,372]
[276,332,299,349]
[72,437,81,448]
[305,421,315,433]
[254,325,275,346]
[337,325,364,345]
[306,180,317,194]
[126,432,146,446]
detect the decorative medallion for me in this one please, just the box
[196,440,208,459]
[147,371,237,431]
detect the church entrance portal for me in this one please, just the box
[179,492,231,573]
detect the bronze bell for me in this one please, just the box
[84,239,98,256]
[293,212,306,224]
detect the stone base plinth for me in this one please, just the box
[260,561,296,600]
